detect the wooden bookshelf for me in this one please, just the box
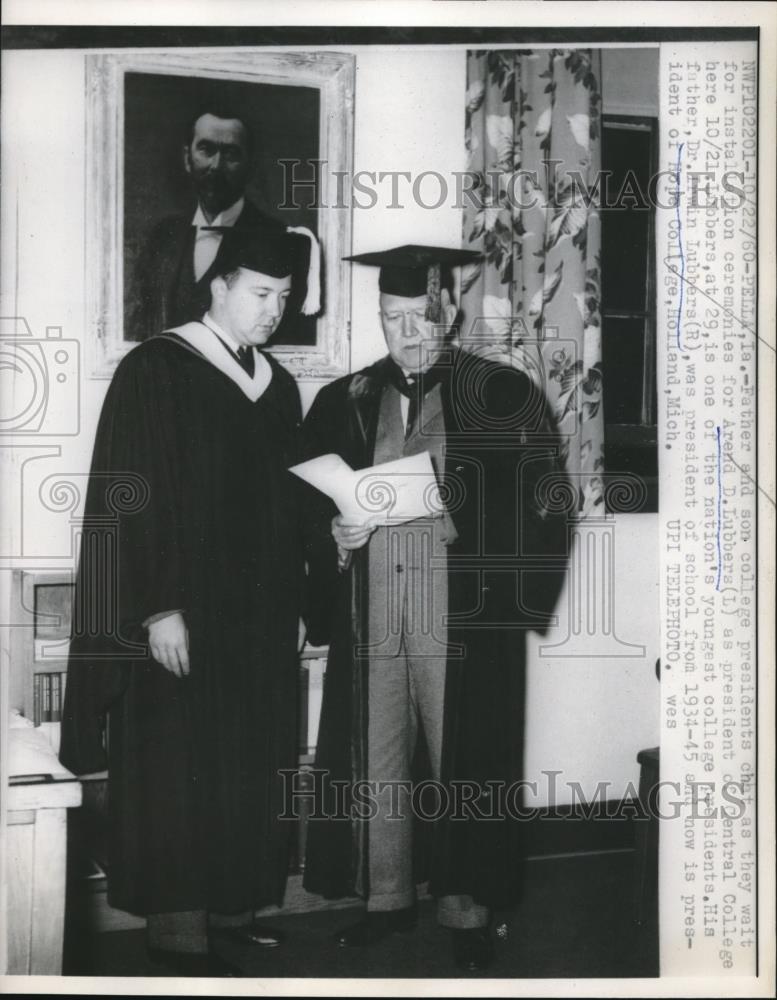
[10,570,74,722]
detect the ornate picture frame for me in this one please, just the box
[86,50,354,380]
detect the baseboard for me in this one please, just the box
[522,799,641,857]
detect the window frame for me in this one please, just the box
[601,113,659,509]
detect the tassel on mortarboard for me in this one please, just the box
[286,225,321,316]
[425,262,442,324]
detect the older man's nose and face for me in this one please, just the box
[184,113,251,219]
[379,292,445,375]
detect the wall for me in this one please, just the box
[2,45,659,806]
[602,47,660,117]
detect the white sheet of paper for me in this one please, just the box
[290,451,443,525]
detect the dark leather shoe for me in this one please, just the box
[146,947,243,977]
[213,922,285,948]
[452,927,494,972]
[335,906,417,947]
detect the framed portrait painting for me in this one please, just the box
[86,50,355,379]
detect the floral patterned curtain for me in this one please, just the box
[461,49,605,515]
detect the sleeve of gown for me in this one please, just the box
[105,346,187,630]
[486,364,571,634]
[60,344,185,774]
[272,363,309,620]
[298,383,342,647]
[519,400,571,634]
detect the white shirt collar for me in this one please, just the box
[191,195,245,229]
[201,311,246,356]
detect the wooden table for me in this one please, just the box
[7,744,82,974]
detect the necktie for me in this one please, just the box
[237,346,255,379]
[404,376,419,440]
[388,360,445,440]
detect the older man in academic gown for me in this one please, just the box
[60,228,315,977]
[299,246,571,972]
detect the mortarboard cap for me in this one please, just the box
[344,244,481,322]
[212,225,321,315]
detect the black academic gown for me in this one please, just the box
[60,330,303,916]
[300,348,571,911]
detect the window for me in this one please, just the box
[601,115,658,512]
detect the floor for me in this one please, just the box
[64,851,658,980]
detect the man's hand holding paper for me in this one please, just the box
[290,451,444,527]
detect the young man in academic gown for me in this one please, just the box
[300,246,571,972]
[60,227,316,977]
